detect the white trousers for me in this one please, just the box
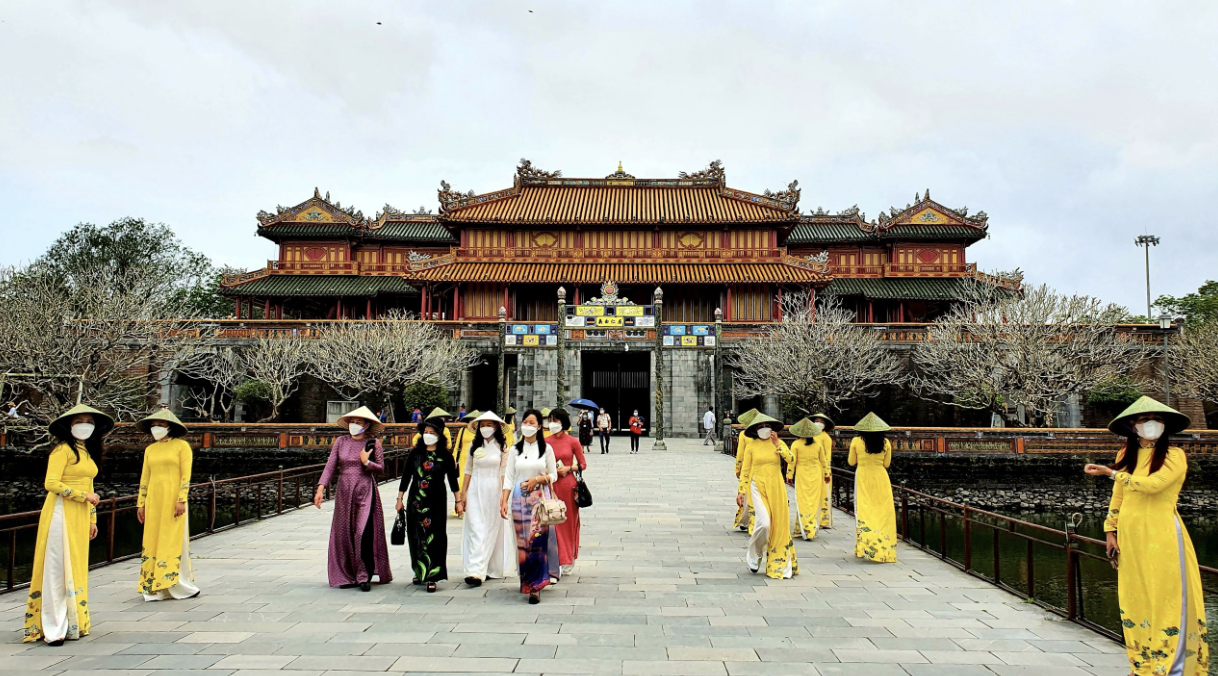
[41,498,80,643]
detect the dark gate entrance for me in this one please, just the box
[580,351,650,436]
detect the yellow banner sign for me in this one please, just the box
[615,306,644,317]
[575,306,605,316]
[681,336,698,346]
[595,316,625,327]
[522,335,540,346]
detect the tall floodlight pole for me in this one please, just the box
[556,287,567,411]
[1135,235,1160,319]
[652,286,666,451]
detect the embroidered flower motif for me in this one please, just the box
[423,461,435,471]
[423,518,432,527]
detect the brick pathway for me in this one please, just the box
[1,439,1126,676]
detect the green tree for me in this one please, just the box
[1086,376,1144,414]
[402,381,449,415]
[1157,280,1218,327]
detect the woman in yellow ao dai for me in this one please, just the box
[23,404,108,645]
[135,409,199,600]
[786,415,833,540]
[735,414,797,579]
[731,408,760,531]
[848,413,896,563]
[1084,397,1207,676]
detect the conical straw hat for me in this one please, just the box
[853,412,891,433]
[744,412,782,433]
[136,408,188,437]
[427,407,452,420]
[337,406,384,436]
[788,418,821,438]
[736,408,760,426]
[810,412,835,432]
[50,403,115,440]
[473,411,506,425]
[1107,396,1190,436]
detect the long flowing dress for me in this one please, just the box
[137,438,199,600]
[1105,445,1208,676]
[849,437,896,563]
[732,432,754,530]
[547,433,587,567]
[821,439,834,529]
[461,439,515,580]
[23,443,96,643]
[451,427,475,517]
[787,433,831,540]
[318,436,392,587]
[400,447,460,582]
[737,436,798,579]
[504,440,559,594]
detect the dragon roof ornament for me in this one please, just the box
[869,189,988,229]
[257,187,367,226]
[516,158,562,181]
[605,162,635,180]
[438,180,476,209]
[763,180,801,210]
[678,159,725,181]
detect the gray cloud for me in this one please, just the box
[1,0,1214,311]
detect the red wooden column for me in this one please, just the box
[809,287,816,321]
[366,299,373,319]
[454,284,462,320]
[421,286,429,319]
[234,299,241,318]
[503,286,510,319]
[263,299,271,319]
[725,286,733,321]
[336,299,343,319]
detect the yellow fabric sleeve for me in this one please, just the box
[44,445,87,502]
[786,441,800,482]
[137,446,152,508]
[177,439,193,503]
[737,440,753,494]
[1114,447,1186,495]
[883,440,892,469]
[847,437,860,466]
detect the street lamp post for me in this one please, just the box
[652,287,666,451]
[1135,235,1160,319]
[1159,311,1172,407]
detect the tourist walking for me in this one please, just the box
[546,408,587,575]
[596,407,612,453]
[577,411,594,456]
[501,409,559,603]
[732,408,760,532]
[135,408,199,601]
[412,407,453,447]
[450,411,480,517]
[23,404,108,645]
[787,415,833,541]
[1084,396,1207,676]
[397,418,460,592]
[849,413,896,563]
[702,406,717,445]
[505,407,517,440]
[314,407,392,591]
[736,413,797,578]
[627,409,644,454]
[457,412,514,586]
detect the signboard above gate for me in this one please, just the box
[565,304,656,329]
[505,323,558,347]
[662,324,715,347]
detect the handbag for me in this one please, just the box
[390,508,406,546]
[535,489,568,526]
[573,469,593,508]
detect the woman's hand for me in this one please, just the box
[395,495,405,512]
[174,501,187,518]
[1105,531,1120,568]
[557,465,571,477]
[85,493,100,506]
[136,506,145,523]
[455,499,465,517]
[89,524,98,540]
[313,486,325,509]
[360,448,371,466]
[1084,464,1114,478]
[500,497,510,520]
[786,478,794,486]
[770,434,782,448]
[736,492,745,507]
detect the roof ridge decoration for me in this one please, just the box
[516,158,562,180]
[805,204,866,221]
[872,189,988,230]
[372,203,440,227]
[762,180,801,212]
[605,162,635,180]
[678,160,725,181]
[256,187,368,227]
[584,281,636,306]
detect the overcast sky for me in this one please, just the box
[1,1,1215,313]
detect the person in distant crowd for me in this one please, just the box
[627,409,644,454]
[546,408,586,576]
[849,413,896,563]
[1084,397,1206,676]
[502,409,558,604]
[377,410,387,423]
[456,412,514,587]
[314,407,392,591]
[410,406,423,423]
[702,406,717,446]
[450,411,481,517]
[135,408,199,601]
[397,418,459,593]
[504,407,517,440]
[732,409,760,532]
[596,407,612,454]
[457,405,467,420]
[411,408,453,447]
[577,411,594,456]
[786,414,833,541]
[6,401,21,420]
[736,413,796,579]
[23,404,108,645]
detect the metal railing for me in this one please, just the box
[0,450,410,594]
[829,465,1218,641]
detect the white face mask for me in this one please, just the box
[812,421,825,433]
[349,423,365,436]
[480,426,496,438]
[548,422,563,434]
[1136,420,1165,441]
[150,426,169,441]
[71,423,95,440]
[520,424,538,438]
[756,427,773,440]
[422,433,439,446]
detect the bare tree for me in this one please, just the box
[0,264,194,434]
[1172,323,1218,408]
[729,292,906,415]
[245,337,311,422]
[911,282,1149,427]
[169,343,247,421]
[308,311,478,422]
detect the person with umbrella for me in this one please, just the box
[569,399,598,456]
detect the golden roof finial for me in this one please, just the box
[617,161,623,173]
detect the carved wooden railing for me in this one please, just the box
[453,247,789,262]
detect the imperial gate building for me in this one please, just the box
[221,160,1017,436]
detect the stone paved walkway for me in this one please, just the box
[1,439,1126,676]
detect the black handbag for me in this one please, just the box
[573,469,593,508]
[390,508,406,546]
